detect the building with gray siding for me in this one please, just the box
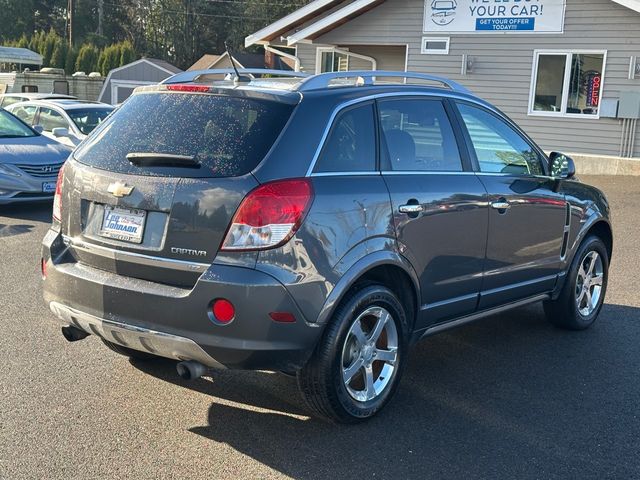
[247,0,640,169]
[98,58,182,105]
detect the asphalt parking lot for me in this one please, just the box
[0,175,638,480]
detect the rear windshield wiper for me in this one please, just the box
[126,152,201,168]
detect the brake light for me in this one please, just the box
[221,179,313,251]
[52,164,65,222]
[166,84,211,92]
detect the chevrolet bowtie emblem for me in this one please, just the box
[107,182,134,198]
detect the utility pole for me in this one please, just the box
[97,0,104,37]
[67,0,74,48]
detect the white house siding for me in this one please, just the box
[301,0,640,158]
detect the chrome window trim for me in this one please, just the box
[381,171,476,176]
[475,172,557,180]
[306,90,495,177]
[62,236,210,273]
[310,171,380,177]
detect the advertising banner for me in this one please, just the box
[423,0,566,33]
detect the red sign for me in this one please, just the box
[586,72,601,107]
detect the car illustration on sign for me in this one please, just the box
[431,0,457,25]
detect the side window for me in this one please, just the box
[378,98,462,172]
[1,97,22,108]
[314,103,376,173]
[457,103,544,175]
[38,107,68,132]
[10,105,37,124]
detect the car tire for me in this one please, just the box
[101,338,158,361]
[297,284,409,423]
[544,235,609,330]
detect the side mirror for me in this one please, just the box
[32,125,44,134]
[549,152,576,179]
[51,127,70,138]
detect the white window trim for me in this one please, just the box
[315,47,350,74]
[421,37,450,55]
[528,49,608,120]
[110,80,154,104]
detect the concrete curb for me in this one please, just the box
[567,153,640,176]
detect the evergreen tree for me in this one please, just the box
[65,47,78,74]
[50,40,67,69]
[75,44,99,73]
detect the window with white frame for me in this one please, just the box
[317,48,349,73]
[421,37,450,55]
[530,51,606,117]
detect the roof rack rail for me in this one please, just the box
[296,71,471,94]
[162,68,309,85]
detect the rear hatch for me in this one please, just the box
[61,87,298,287]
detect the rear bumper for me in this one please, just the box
[50,301,226,368]
[43,230,324,370]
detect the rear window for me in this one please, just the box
[74,92,295,177]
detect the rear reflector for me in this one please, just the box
[41,258,47,279]
[52,164,65,222]
[166,84,211,93]
[211,299,235,324]
[269,312,296,323]
[221,179,313,251]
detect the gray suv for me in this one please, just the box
[42,69,612,423]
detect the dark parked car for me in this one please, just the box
[42,69,612,423]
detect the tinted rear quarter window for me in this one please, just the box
[314,103,376,173]
[74,92,295,178]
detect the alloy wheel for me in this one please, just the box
[341,306,399,403]
[575,250,604,317]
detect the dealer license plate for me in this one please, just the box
[99,205,146,243]
[42,182,56,193]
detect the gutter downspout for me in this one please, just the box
[264,45,301,72]
[331,47,377,71]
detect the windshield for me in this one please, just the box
[74,92,295,178]
[68,108,114,135]
[0,110,36,138]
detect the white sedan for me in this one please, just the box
[7,99,114,148]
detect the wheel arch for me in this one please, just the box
[315,251,421,332]
[586,220,613,261]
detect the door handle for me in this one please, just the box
[399,204,424,214]
[491,200,511,211]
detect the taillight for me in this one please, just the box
[221,179,313,251]
[52,164,65,222]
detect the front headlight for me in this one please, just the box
[0,164,21,177]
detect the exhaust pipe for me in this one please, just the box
[61,325,89,342]
[176,360,209,381]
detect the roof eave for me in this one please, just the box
[286,0,385,46]
[245,0,345,48]
[610,0,640,13]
